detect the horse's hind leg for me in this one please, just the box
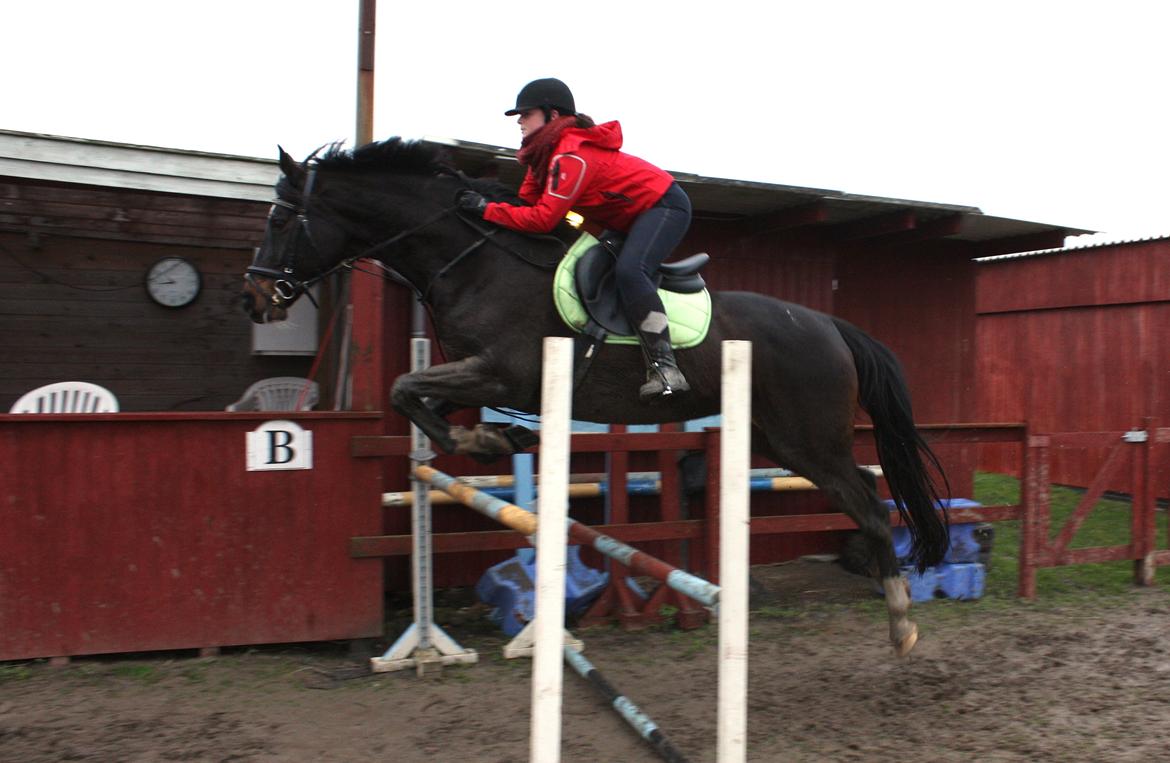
[817,462,918,655]
[753,429,918,656]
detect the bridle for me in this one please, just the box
[245,166,330,309]
[246,164,565,314]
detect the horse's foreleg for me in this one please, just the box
[390,357,536,460]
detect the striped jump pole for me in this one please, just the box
[446,466,823,488]
[383,466,882,506]
[563,645,690,763]
[413,464,720,609]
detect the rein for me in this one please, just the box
[248,165,568,311]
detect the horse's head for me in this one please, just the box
[242,146,349,323]
[241,137,567,323]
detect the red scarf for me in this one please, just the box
[516,115,579,188]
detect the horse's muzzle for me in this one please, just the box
[240,278,287,324]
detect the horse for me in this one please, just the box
[241,138,950,656]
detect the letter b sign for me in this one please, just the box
[246,420,313,471]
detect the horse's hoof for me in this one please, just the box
[893,624,919,657]
[500,424,539,451]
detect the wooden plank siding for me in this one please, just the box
[1,178,267,248]
[684,226,836,313]
[835,239,979,498]
[0,413,385,660]
[975,238,1170,493]
[0,223,311,411]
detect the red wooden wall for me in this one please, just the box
[0,412,385,660]
[975,238,1170,491]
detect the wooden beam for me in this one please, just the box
[351,503,1024,558]
[830,210,917,241]
[0,220,261,249]
[0,197,265,234]
[739,202,828,236]
[863,213,965,248]
[0,181,269,217]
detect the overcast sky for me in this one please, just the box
[5,1,1168,245]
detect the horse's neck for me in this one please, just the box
[409,232,563,350]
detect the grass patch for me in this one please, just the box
[0,664,33,683]
[112,664,160,683]
[974,472,1145,604]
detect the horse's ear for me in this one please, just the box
[277,145,304,183]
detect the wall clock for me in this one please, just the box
[145,257,202,308]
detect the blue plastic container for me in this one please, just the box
[891,562,986,602]
[885,499,988,565]
[936,562,986,600]
[902,566,940,602]
[475,546,611,636]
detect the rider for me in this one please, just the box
[456,77,693,403]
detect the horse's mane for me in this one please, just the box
[285,138,520,205]
[315,138,442,176]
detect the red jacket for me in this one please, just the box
[483,121,674,234]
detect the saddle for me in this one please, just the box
[575,231,709,336]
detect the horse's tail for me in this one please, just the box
[831,316,951,571]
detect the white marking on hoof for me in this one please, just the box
[882,576,919,656]
[894,624,919,657]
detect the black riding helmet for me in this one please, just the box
[504,77,576,118]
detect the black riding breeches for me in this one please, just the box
[615,182,693,327]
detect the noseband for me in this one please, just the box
[245,167,325,310]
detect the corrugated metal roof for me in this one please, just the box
[976,232,1170,262]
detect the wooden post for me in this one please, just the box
[529,337,573,763]
[717,341,751,763]
[705,426,722,586]
[1134,418,1156,586]
[658,421,683,569]
[355,0,376,147]
[347,268,384,411]
[1019,427,1049,599]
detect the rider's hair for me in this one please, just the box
[541,108,596,130]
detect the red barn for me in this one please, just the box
[0,129,1087,658]
[975,235,1170,493]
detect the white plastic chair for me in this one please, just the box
[226,377,320,412]
[10,381,120,413]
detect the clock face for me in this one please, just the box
[145,257,201,308]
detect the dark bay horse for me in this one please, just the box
[241,138,949,655]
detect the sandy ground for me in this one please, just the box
[3,560,1169,763]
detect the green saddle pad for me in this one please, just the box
[553,232,712,349]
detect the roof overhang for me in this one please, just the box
[424,136,1092,254]
[0,130,1093,254]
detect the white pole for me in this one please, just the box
[530,337,573,763]
[718,340,751,763]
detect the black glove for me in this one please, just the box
[456,190,487,217]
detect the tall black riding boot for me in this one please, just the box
[631,308,690,403]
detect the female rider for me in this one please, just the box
[456,77,693,403]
